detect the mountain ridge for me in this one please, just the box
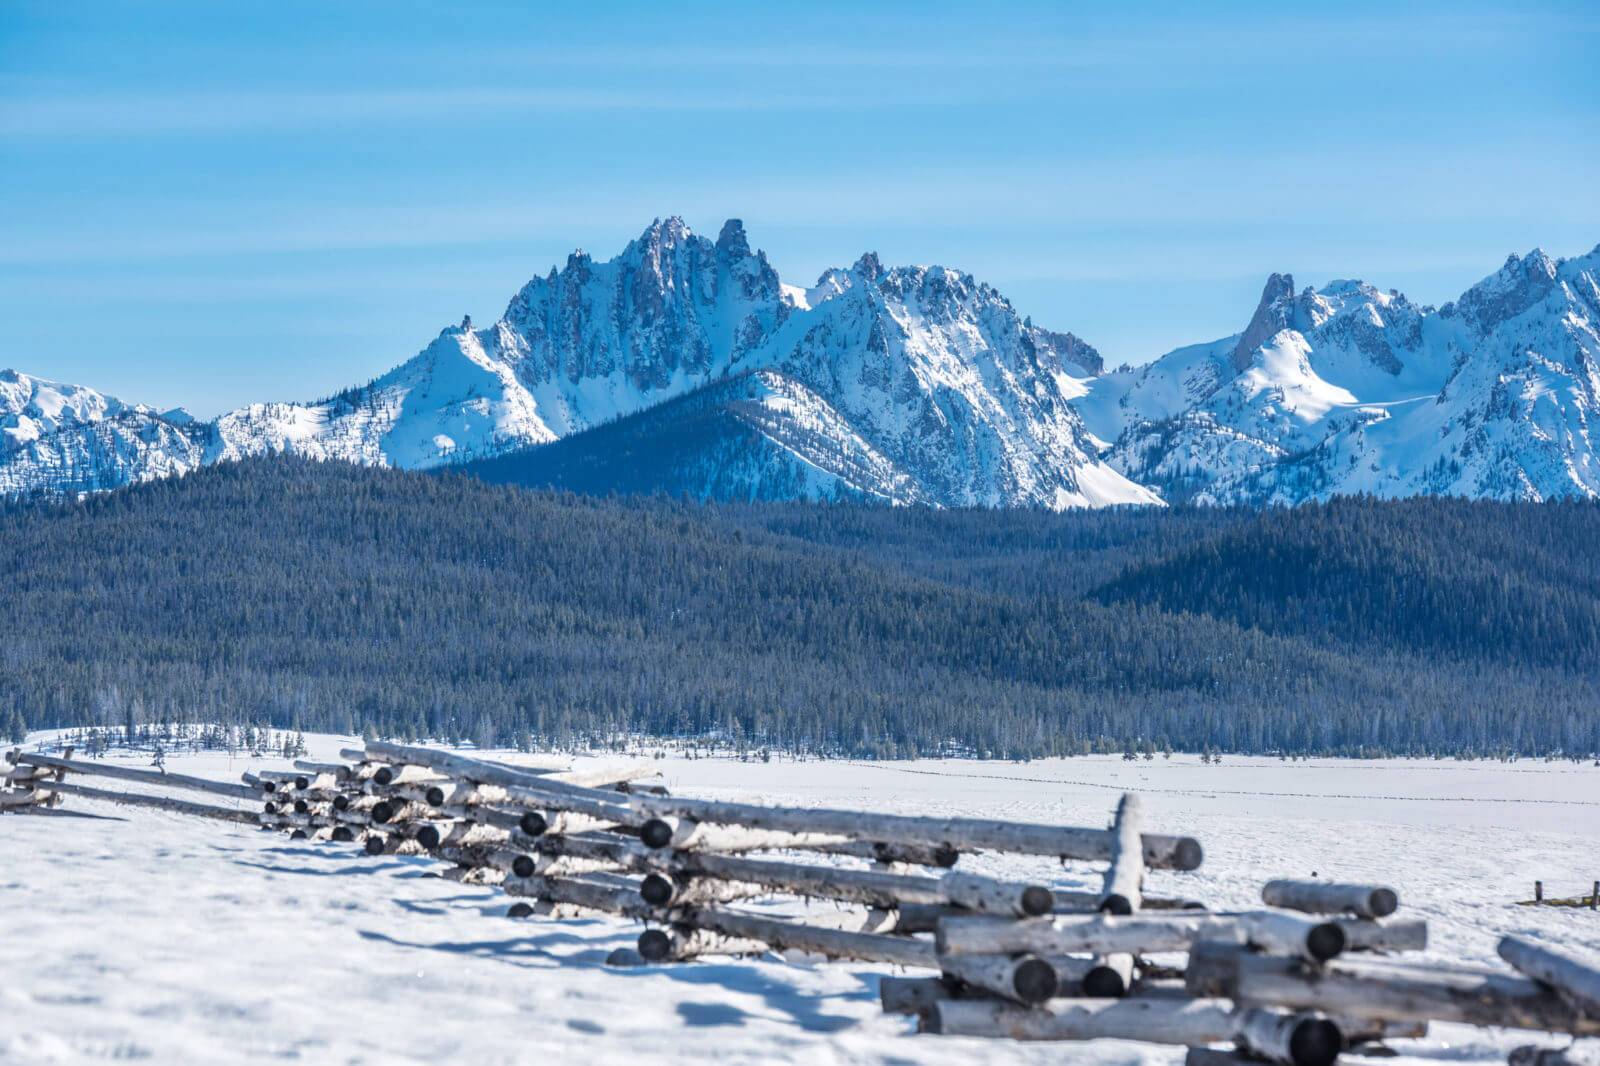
[4,225,1597,508]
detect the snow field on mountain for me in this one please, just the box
[4,735,1596,1065]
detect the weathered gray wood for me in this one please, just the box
[895,894,1201,934]
[807,840,959,868]
[1332,1015,1428,1044]
[547,764,659,790]
[1100,793,1144,914]
[628,792,1204,869]
[0,788,47,808]
[925,996,1238,1043]
[502,873,667,921]
[1184,1050,1254,1066]
[1499,937,1600,1020]
[1233,1008,1343,1066]
[636,926,770,962]
[943,870,1054,918]
[879,976,969,1015]
[1510,1043,1600,1066]
[639,817,853,854]
[372,764,446,787]
[292,760,353,780]
[655,850,1052,916]
[36,780,258,824]
[1186,942,1600,1035]
[1263,879,1399,918]
[939,953,1060,1004]
[12,751,258,801]
[365,743,1198,869]
[362,742,579,795]
[938,912,1343,962]
[1335,916,1427,953]
[638,872,770,907]
[673,905,937,968]
[256,770,313,788]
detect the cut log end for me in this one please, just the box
[416,825,442,850]
[425,786,446,808]
[519,811,547,837]
[638,928,673,962]
[1173,838,1204,871]
[1100,893,1135,916]
[374,767,395,785]
[364,835,387,855]
[511,855,536,879]
[293,799,310,814]
[370,801,395,825]
[289,829,308,840]
[1369,888,1399,918]
[640,874,675,907]
[333,794,350,811]
[331,826,355,842]
[507,902,535,919]
[1306,922,1347,962]
[1082,963,1130,998]
[1021,886,1055,918]
[933,846,959,868]
[1012,957,1060,1004]
[640,818,675,850]
[1287,1017,1343,1066]
[293,776,310,790]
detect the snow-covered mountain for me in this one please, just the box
[0,218,1154,508]
[6,228,1598,507]
[1078,245,1600,504]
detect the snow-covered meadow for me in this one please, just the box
[3,734,1597,1065]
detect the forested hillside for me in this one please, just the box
[1,458,1595,758]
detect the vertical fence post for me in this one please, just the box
[1591,881,1597,911]
[1535,881,1543,903]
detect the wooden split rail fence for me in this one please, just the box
[6,743,1598,1065]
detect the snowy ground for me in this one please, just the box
[3,734,1597,1065]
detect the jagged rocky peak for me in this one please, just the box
[1444,247,1562,334]
[1029,324,1104,377]
[1232,272,1297,372]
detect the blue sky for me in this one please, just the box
[3,1,1596,417]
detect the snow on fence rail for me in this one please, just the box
[6,742,1598,1065]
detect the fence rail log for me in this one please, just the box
[938,912,1343,962]
[502,874,668,922]
[636,927,770,962]
[939,953,1060,1005]
[1510,1044,1600,1066]
[639,817,853,854]
[1100,793,1145,915]
[627,793,1203,869]
[1498,937,1600,1020]
[805,840,960,868]
[1262,880,1399,919]
[36,780,259,824]
[671,905,938,968]
[8,751,258,802]
[1335,917,1427,953]
[1185,942,1600,1035]
[879,976,970,1015]
[0,788,47,808]
[1083,953,1135,998]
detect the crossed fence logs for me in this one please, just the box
[6,741,1597,1065]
